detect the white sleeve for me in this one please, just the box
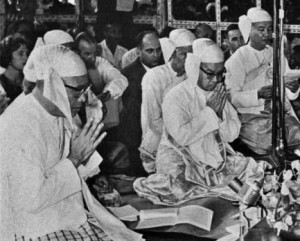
[141,71,164,136]
[97,58,128,98]
[8,142,81,213]
[225,55,262,108]
[162,93,219,146]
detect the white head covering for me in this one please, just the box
[34,30,74,49]
[239,7,272,43]
[185,40,224,87]
[24,44,87,125]
[159,37,176,63]
[169,29,196,47]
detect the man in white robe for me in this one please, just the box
[139,29,196,174]
[225,7,300,155]
[99,22,128,70]
[133,40,265,206]
[0,45,143,241]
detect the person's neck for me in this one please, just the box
[170,59,185,77]
[32,87,65,118]
[250,41,266,51]
[4,66,23,86]
[106,40,117,55]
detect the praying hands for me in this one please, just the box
[206,83,226,118]
[68,117,107,167]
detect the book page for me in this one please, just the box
[176,205,213,231]
[135,215,176,229]
[139,208,178,220]
[107,205,139,222]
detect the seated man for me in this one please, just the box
[225,7,300,155]
[140,29,196,174]
[0,44,142,241]
[133,39,265,206]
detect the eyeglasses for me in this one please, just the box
[64,83,91,97]
[200,66,227,82]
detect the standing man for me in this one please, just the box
[140,29,196,174]
[223,24,244,62]
[225,7,300,155]
[99,21,128,70]
[118,30,162,177]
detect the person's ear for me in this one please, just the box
[136,47,141,56]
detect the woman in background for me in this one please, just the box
[0,34,29,114]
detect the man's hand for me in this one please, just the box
[68,118,107,168]
[206,83,226,118]
[258,85,273,99]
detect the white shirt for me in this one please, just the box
[99,40,128,70]
[140,62,187,156]
[121,47,139,68]
[160,80,241,170]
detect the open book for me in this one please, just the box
[135,205,213,231]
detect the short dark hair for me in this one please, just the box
[0,34,29,68]
[75,31,97,46]
[136,30,159,48]
[225,24,239,38]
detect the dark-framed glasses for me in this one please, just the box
[200,66,227,82]
[64,83,91,97]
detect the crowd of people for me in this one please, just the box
[2,5,300,241]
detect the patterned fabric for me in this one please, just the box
[15,220,112,241]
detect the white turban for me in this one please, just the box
[24,44,87,126]
[159,37,176,63]
[169,29,196,47]
[239,7,272,43]
[185,41,224,87]
[34,30,74,49]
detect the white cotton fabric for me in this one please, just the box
[99,40,128,69]
[159,37,176,64]
[225,44,294,114]
[34,30,74,49]
[23,44,87,126]
[169,29,196,47]
[0,93,144,241]
[121,47,139,68]
[239,7,272,43]
[140,62,187,168]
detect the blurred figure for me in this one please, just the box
[0,35,29,114]
[223,24,245,62]
[194,23,214,41]
[99,22,128,69]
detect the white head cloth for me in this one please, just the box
[239,7,272,43]
[34,30,74,49]
[24,44,87,125]
[185,40,224,87]
[169,28,196,47]
[159,37,176,63]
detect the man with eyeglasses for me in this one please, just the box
[0,45,142,241]
[139,29,195,174]
[133,39,265,205]
[225,7,300,156]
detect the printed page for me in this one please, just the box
[135,208,178,229]
[176,205,213,231]
[135,215,176,229]
[139,208,178,220]
[107,205,139,222]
